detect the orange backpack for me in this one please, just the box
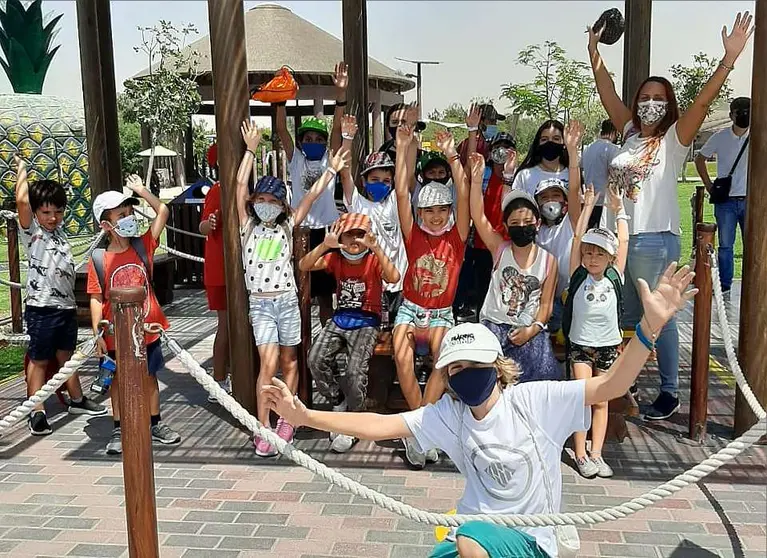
[251,66,299,103]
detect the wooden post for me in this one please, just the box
[690,223,716,442]
[75,0,122,198]
[294,227,312,406]
[342,0,369,179]
[371,98,382,150]
[3,200,22,333]
[207,0,258,413]
[736,0,767,436]
[110,287,159,558]
[621,0,652,105]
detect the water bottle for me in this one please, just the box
[413,309,431,357]
[91,357,116,394]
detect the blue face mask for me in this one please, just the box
[340,248,369,261]
[302,142,327,161]
[365,182,392,203]
[448,366,497,406]
[483,125,499,141]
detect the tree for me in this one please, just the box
[121,21,201,186]
[118,112,143,176]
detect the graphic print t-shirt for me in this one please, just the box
[402,226,464,310]
[240,216,295,295]
[201,182,225,287]
[324,252,383,317]
[21,219,76,309]
[86,231,169,350]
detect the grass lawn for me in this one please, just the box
[0,344,25,383]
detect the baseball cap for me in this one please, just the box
[361,151,395,176]
[417,181,453,208]
[501,189,539,215]
[93,191,139,222]
[478,104,506,122]
[581,227,618,256]
[436,323,503,369]
[252,175,287,202]
[490,132,517,150]
[336,212,371,235]
[534,178,568,197]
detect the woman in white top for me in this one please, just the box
[511,120,572,197]
[263,266,696,558]
[588,11,753,421]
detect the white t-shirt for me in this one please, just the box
[569,268,623,347]
[287,149,339,229]
[345,188,406,292]
[581,139,620,203]
[402,380,591,558]
[240,216,295,295]
[536,217,573,297]
[698,127,750,198]
[20,219,76,309]
[607,122,689,235]
[511,166,570,197]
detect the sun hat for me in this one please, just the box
[436,323,503,369]
[417,181,453,208]
[490,132,517,150]
[593,8,625,45]
[501,189,539,215]
[534,177,569,197]
[251,175,287,202]
[297,117,329,140]
[581,227,619,256]
[361,151,395,176]
[336,212,371,235]
[93,191,139,222]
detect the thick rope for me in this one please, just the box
[135,208,206,239]
[160,244,205,263]
[0,276,22,289]
[0,209,18,220]
[0,336,97,438]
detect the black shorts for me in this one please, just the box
[25,306,77,361]
[107,339,165,376]
[309,228,337,298]
[569,342,620,372]
[383,290,403,328]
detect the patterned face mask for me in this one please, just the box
[253,202,282,223]
[637,100,668,126]
[113,215,140,238]
[302,160,325,191]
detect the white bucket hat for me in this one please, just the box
[436,323,503,369]
[417,181,453,209]
[581,227,618,256]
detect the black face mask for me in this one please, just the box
[388,126,398,141]
[539,141,564,162]
[431,175,451,185]
[508,224,537,247]
[734,112,750,128]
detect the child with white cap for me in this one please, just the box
[563,184,629,479]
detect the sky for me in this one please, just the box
[2,1,756,121]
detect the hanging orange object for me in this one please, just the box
[251,66,299,103]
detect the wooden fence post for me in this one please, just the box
[294,227,312,406]
[3,200,22,333]
[110,286,159,558]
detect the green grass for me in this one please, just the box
[0,344,25,383]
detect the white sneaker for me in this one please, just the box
[208,376,232,403]
[591,455,614,478]
[330,433,357,453]
[425,448,439,464]
[328,399,347,442]
[403,437,426,469]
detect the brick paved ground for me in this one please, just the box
[0,285,765,558]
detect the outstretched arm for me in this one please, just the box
[125,174,169,241]
[570,184,597,276]
[587,26,633,132]
[339,115,359,205]
[236,120,261,226]
[564,120,585,229]
[329,62,348,152]
[12,155,32,229]
[606,184,629,275]
[294,148,349,227]
[274,102,295,162]
[394,124,416,240]
[434,130,470,241]
[468,152,505,256]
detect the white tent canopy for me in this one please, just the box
[137,145,178,157]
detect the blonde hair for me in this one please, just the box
[443,356,521,400]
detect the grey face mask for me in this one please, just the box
[541,201,563,222]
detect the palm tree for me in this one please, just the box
[0,0,62,94]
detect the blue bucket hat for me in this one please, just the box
[251,175,287,202]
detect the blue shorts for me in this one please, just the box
[249,290,301,346]
[430,521,547,558]
[25,306,77,361]
[394,299,454,329]
[107,339,165,376]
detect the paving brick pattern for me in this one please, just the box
[1,288,765,557]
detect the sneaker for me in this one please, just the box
[591,455,614,478]
[330,433,358,453]
[575,456,598,478]
[207,376,232,404]
[402,437,426,469]
[68,396,107,416]
[105,427,122,455]
[28,411,52,436]
[151,422,181,445]
[275,417,294,444]
[329,399,347,442]
[254,433,278,457]
[425,448,440,464]
[644,391,680,421]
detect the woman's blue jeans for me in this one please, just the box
[621,232,681,396]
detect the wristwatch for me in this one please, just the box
[533,320,547,332]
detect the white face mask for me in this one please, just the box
[637,100,668,126]
[540,201,564,222]
[253,202,282,223]
[112,215,140,238]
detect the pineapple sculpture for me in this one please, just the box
[0,0,92,235]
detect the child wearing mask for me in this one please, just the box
[340,115,407,325]
[299,213,400,453]
[564,184,629,479]
[393,124,471,469]
[411,151,453,213]
[469,153,560,383]
[87,175,180,455]
[511,120,572,196]
[236,120,349,457]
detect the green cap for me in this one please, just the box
[297,117,329,140]
[417,151,450,176]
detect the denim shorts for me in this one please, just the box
[249,290,301,346]
[394,298,455,329]
[25,306,78,361]
[107,339,165,376]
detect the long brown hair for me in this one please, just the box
[630,76,680,139]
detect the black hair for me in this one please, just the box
[730,96,750,112]
[502,198,540,224]
[515,120,569,176]
[422,158,451,176]
[600,119,617,136]
[385,103,408,128]
[29,180,67,213]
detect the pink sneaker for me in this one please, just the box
[275,417,295,444]
[253,433,277,458]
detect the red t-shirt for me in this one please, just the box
[458,135,490,166]
[201,182,225,287]
[403,226,464,309]
[323,251,383,316]
[86,231,170,350]
[474,172,508,251]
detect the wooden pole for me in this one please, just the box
[690,223,716,442]
[693,187,705,249]
[294,227,312,406]
[110,287,159,558]
[3,200,22,333]
[736,0,767,436]
[622,0,652,105]
[207,0,258,413]
[75,0,122,199]
[342,0,369,179]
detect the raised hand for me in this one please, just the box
[125,174,145,194]
[261,377,309,428]
[469,152,486,184]
[324,222,343,249]
[586,24,605,53]
[722,12,755,63]
[340,114,358,139]
[330,148,351,172]
[466,103,481,129]
[240,120,261,151]
[503,149,518,176]
[13,154,27,175]
[332,61,348,92]
[209,210,219,231]
[359,230,377,249]
[638,263,697,333]
[606,183,624,214]
[434,130,456,156]
[404,103,419,128]
[395,123,414,148]
[564,119,585,150]
[583,183,598,208]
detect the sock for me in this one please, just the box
[150,414,161,427]
[70,396,83,404]
[114,420,121,429]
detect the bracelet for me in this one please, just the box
[719,60,735,71]
[448,153,460,162]
[325,167,338,177]
[634,322,656,351]
[246,149,256,158]
[467,126,479,132]
[336,100,347,107]
[533,320,547,333]
[341,133,355,141]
